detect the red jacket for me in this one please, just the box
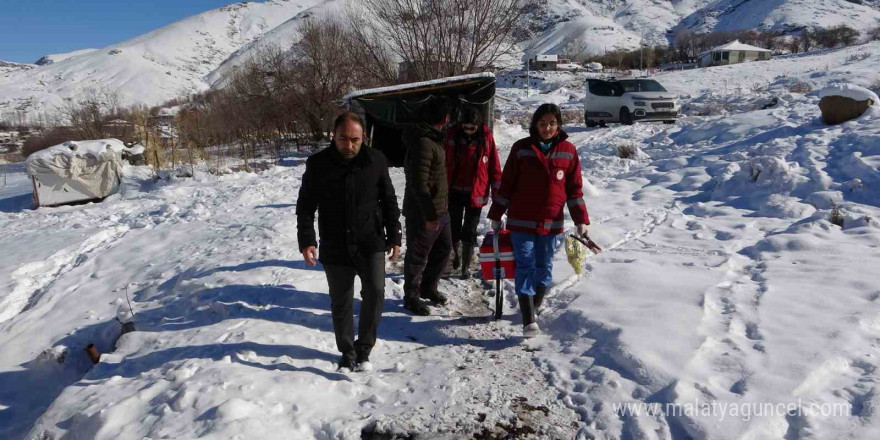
[444,124,502,208]
[487,129,589,235]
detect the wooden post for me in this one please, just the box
[153,150,161,174]
[31,175,40,208]
[187,147,195,177]
[85,344,100,364]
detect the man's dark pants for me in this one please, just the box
[403,213,452,300]
[322,252,385,359]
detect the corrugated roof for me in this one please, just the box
[343,72,495,103]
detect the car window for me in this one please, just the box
[589,80,613,97]
[619,80,667,93]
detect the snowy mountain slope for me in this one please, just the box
[206,0,344,87]
[2,46,879,440]
[34,49,99,66]
[0,0,324,116]
[523,0,715,58]
[677,0,880,34]
[526,0,880,59]
[0,61,35,76]
[3,0,880,117]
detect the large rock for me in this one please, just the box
[818,84,878,125]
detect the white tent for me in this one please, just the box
[26,139,125,208]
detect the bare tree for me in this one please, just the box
[800,29,815,52]
[347,0,536,82]
[58,87,130,141]
[291,18,365,140]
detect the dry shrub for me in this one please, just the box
[789,82,812,94]
[830,203,845,228]
[22,127,75,157]
[617,141,640,159]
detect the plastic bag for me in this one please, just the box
[565,233,589,275]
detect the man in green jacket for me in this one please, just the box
[402,98,452,316]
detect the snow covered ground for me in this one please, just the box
[2,43,880,440]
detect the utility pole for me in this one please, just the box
[525,57,531,97]
[639,44,645,71]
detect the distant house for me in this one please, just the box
[528,54,558,71]
[698,40,771,68]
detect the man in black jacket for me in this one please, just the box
[297,112,402,372]
[401,98,453,316]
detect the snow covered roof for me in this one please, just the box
[702,40,772,56]
[343,72,495,103]
[127,143,146,155]
[535,54,558,62]
[819,83,879,103]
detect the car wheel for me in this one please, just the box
[584,113,597,127]
[620,107,634,125]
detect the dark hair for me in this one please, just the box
[529,103,563,133]
[420,97,452,125]
[458,105,483,126]
[333,111,365,133]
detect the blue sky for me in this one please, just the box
[0,0,237,63]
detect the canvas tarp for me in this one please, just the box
[26,139,125,207]
[344,73,496,166]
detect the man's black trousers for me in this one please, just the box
[323,252,385,359]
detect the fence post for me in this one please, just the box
[187,147,195,177]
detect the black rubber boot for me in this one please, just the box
[451,242,461,270]
[421,289,448,306]
[404,298,431,316]
[459,242,474,280]
[518,294,535,326]
[534,284,547,312]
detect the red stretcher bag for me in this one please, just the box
[479,229,516,280]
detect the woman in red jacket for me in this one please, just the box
[487,103,590,337]
[445,105,502,279]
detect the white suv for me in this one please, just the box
[583,78,679,126]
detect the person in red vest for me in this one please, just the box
[487,103,590,337]
[445,105,502,279]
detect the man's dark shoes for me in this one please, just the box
[421,290,448,306]
[337,354,356,372]
[355,352,373,372]
[404,298,431,316]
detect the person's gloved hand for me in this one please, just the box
[491,220,502,232]
[576,224,589,238]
